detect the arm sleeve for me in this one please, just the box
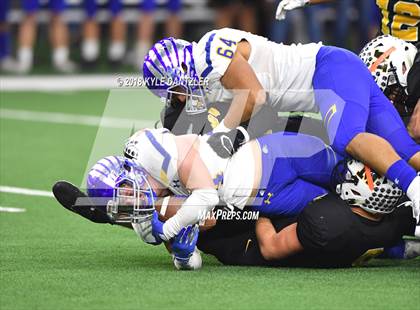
[162,188,219,239]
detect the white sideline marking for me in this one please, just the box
[0,186,54,198]
[0,206,26,213]
[0,109,155,129]
[0,74,135,91]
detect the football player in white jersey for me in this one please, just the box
[143,29,420,222]
[55,132,417,269]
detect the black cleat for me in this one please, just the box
[52,180,113,224]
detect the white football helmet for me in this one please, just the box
[359,35,417,114]
[336,160,403,214]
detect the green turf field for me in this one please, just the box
[1,91,419,310]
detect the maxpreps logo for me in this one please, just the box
[199,209,259,221]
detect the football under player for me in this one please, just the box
[143,29,420,221]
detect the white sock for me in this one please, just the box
[82,39,99,61]
[52,46,69,67]
[17,47,33,71]
[108,41,125,61]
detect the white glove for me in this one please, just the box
[131,219,161,245]
[407,175,420,223]
[275,0,310,20]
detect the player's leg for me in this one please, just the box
[165,0,182,38]
[81,0,100,63]
[49,0,76,73]
[367,78,420,169]
[313,46,419,199]
[135,0,155,69]
[0,0,17,72]
[17,0,39,73]
[108,0,126,64]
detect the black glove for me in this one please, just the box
[207,127,249,158]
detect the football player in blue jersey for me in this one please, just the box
[143,29,420,222]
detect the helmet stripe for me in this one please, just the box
[162,39,175,68]
[103,156,122,172]
[96,162,112,174]
[369,46,396,73]
[91,168,108,179]
[171,38,180,67]
[144,130,171,180]
[151,46,168,71]
[364,165,374,191]
[144,59,164,79]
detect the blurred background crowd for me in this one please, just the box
[0,0,381,74]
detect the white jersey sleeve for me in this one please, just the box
[192,28,257,103]
[126,128,187,196]
[193,27,322,111]
[193,28,248,81]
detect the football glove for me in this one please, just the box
[276,0,310,20]
[151,211,170,242]
[171,225,199,263]
[207,126,249,158]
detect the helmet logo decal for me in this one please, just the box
[369,46,396,73]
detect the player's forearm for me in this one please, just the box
[162,188,219,239]
[221,44,266,128]
[257,219,303,260]
[256,217,278,260]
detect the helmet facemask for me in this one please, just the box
[108,162,157,224]
[165,62,207,115]
[384,65,412,116]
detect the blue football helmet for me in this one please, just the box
[87,156,157,223]
[143,37,207,114]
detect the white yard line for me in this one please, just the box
[0,186,54,198]
[0,108,155,129]
[0,206,26,213]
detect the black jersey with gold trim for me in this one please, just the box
[377,0,420,46]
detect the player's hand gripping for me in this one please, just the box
[207,126,249,158]
[407,175,420,223]
[276,0,310,20]
[171,225,199,264]
[151,211,169,242]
